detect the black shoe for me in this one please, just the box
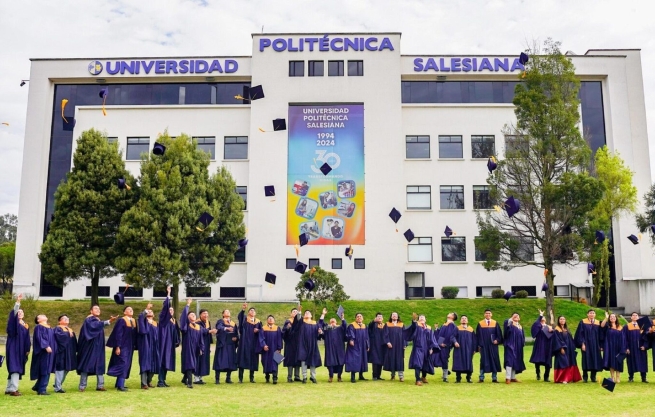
[466,379,472,383]
[194,380,206,385]
[287,377,293,383]
[359,376,367,381]
[181,377,187,384]
[536,375,541,381]
[37,392,50,396]
[351,376,356,383]
[442,378,448,383]
[157,382,166,388]
[583,379,588,383]
[225,379,233,384]
[273,379,278,385]
[302,379,307,384]
[265,379,270,383]
[294,377,302,382]
[478,379,484,383]
[215,379,220,385]
[310,377,317,384]
[31,386,37,392]
[186,384,193,389]
[491,380,498,383]
[455,380,461,383]
[642,380,649,383]
[378,377,385,380]
[163,382,170,387]
[544,379,550,383]
[250,378,255,383]
[117,387,127,392]
[55,389,66,393]
[590,379,597,383]
[628,379,634,383]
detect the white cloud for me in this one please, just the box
[1,0,654,215]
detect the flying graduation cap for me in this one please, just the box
[404,229,415,243]
[601,378,616,393]
[238,238,248,249]
[336,305,344,318]
[444,226,454,238]
[519,52,529,65]
[117,178,131,190]
[595,230,606,244]
[319,163,332,176]
[299,233,309,247]
[304,278,316,291]
[541,282,549,292]
[235,85,265,101]
[294,261,307,274]
[636,315,652,332]
[487,156,498,173]
[627,234,640,245]
[505,196,520,218]
[650,225,655,235]
[259,118,287,133]
[195,212,214,232]
[264,272,276,285]
[264,185,276,202]
[345,245,353,260]
[503,291,513,301]
[389,207,402,232]
[113,284,130,305]
[99,88,108,116]
[153,142,166,156]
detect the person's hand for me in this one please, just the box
[253,328,259,333]
[548,326,553,332]
[582,343,586,352]
[318,329,323,335]
[605,311,609,319]
[429,349,433,355]
[147,303,153,310]
[264,345,269,352]
[340,313,345,320]
[200,350,203,355]
[187,298,192,306]
[561,348,565,355]
[109,315,118,323]
[167,286,171,296]
[242,302,247,310]
[492,340,498,345]
[16,293,23,303]
[440,343,446,348]
[454,342,460,348]
[539,309,544,316]
[226,327,233,332]
[387,343,392,348]
[232,337,237,342]
[46,347,52,353]
[322,308,327,315]
[210,329,217,335]
[349,340,354,347]
[412,313,418,321]
[640,346,645,351]
[367,348,369,352]
[626,349,630,355]
[115,347,121,356]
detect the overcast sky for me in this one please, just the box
[1,0,654,216]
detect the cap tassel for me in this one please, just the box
[543,269,548,277]
[1,122,9,126]
[310,267,316,277]
[125,183,131,191]
[61,99,69,123]
[234,94,245,100]
[294,244,300,259]
[102,94,107,116]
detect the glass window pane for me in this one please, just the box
[348,61,363,76]
[440,186,464,209]
[407,192,431,209]
[328,61,344,76]
[354,258,365,269]
[406,136,430,158]
[126,137,150,160]
[473,185,491,209]
[471,135,495,158]
[332,258,342,269]
[408,244,432,262]
[309,259,320,268]
[438,136,463,158]
[442,237,466,261]
[309,61,324,77]
[224,137,248,159]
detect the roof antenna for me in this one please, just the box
[261,25,264,33]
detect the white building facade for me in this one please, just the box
[13,33,655,313]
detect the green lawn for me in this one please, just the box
[0,343,653,417]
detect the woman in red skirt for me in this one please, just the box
[551,316,582,384]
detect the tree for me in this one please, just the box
[0,213,18,244]
[0,241,15,293]
[475,39,604,323]
[636,183,655,245]
[586,146,637,307]
[295,266,350,310]
[115,133,245,312]
[39,129,135,306]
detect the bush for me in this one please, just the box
[515,290,529,299]
[491,289,505,299]
[441,286,460,299]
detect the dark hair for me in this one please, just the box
[267,315,275,319]
[304,310,311,315]
[461,315,468,320]
[450,312,458,321]
[90,304,99,310]
[512,312,519,316]
[199,309,208,315]
[375,312,383,317]
[587,309,595,314]
[221,309,229,315]
[123,306,131,312]
[484,309,492,313]
[291,308,298,313]
[34,316,40,324]
[355,312,363,318]
[631,312,639,316]
[248,307,256,312]
[608,313,620,329]
[557,316,568,331]
[58,314,68,322]
[388,312,401,322]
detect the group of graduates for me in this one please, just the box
[5,291,655,396]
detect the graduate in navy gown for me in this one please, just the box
[261,315,283,384]
[551,316,581,383]
[107,306,137,391]
[383,312,410,382]
[237,303,263,383]
[319,310,347,382]
[193,309,217,384]
[475,309,503,383]
[292,308,323,383]
[157,288,180,387]
[180,299,205,389]
[213,309,239,384]
[4,294,31,396]
[434,313,458,382]
[529,311,553,382]
[407,314,434,386]
[503,313,525,384]
[623,312,649,383]
[368,312,387,380]
[30,314,57,395]
[345,313,370,382]
[650,319,655,372]
[53,314,77,393]
[601,312,626,383]
[282,307,301,382]
[452,315,477,383]
[137,303,160,389]
[574,309,603,382]
[77,304,117,392]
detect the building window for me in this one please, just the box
[408,237,432,262]
[554,285,570,297]
[85,286,110,297]
[438,135,463,158]
[152,287,168,297]
[107,137,118,144]
[406,135,430,159]
[194,136,216,160]
[224,136,248,160]
[405,272,434,299]
[348,60,364,76]
[407,186,431,210]
[471,135,495,159]
[511,236,535,261]
[286,258,297,269]
[186,287,211,298]
[236,186,247,210]
[220,287,245,298]
[309,258,320,268]
[475,286,501,297]
[455,287,469,298]
[401,81,520,104]
[442,237,466,262]
[354,258,365,269]
[328,61,344,76]
[118,286,143,297]
[505,135,528,155]
[308,61,324,77]
[511,285,536,297]
[234,246,246,263]
[332,258,342,269]
[289,61,304,77]
[473,185,492,210]
[440,185,464,210]
[126,137,150,160]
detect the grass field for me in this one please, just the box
[1,343,654,417]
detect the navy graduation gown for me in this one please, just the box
[5,308,31,376]
[529,316,552,366]
[106,316,137,378]
[434,322,457,369]
[602,325,626,372]
[345,322,369,373]
[452,325,476,373]
[319,319,347,367]
[261,324,283,373]
[158,297,180,372]
[180,305,205,373]
[282,317,300,368]
[551,327,577,369]
[651,319,655,371]
[30,324,57,380]
[623,322,648,374]
[292,317,323,368]
[383,321,410,372]
[407,322,435,374]
[237,310,262,371]
[574,318,603,371]
[54,325,77,372]
[195,319,213,377]
[367,321,386,366]
[503,320,525,373]
[76,315,107,375]
[213,318,239,372]
[476,319,503,373]
[137,312,160,374]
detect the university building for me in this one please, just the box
[13,32,655,313]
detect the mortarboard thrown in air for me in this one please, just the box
[264,273,276,285]
[345,245,353,260]
[114,291,125,305]
[264,185,276,198]
[541,282,548,292]
[153,142,166,156]
[62,117,76,131]
[487,156,498,173]
[505,196,520,218]
[595,230,605,244]
[299,233,309,247]
[404,229,415,243]
[503,291,513,301]
[336,305,344,318]
[636,315,651,331]
[650,225,655,235]
[541,325,554,339]
[236,85,265,101]
[99,88,108,116]
[601,378,616,393]
[627,234,639,245]
[319,162,332,176]
[238,238,248,249]
[304,278,315,291]
[273,118,286,131]
[444,226,454,238]
[117,178,131,191]
[389,207,401,231]
[588,263,596,275]
[519,52,529,65]
[294,261,307,274]
[195,212,214,232]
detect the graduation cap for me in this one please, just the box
[587,263,596,275]
[601,378,616,393]
[117,178,131,191]
[345,245,353,260]
[62,117,76,131]
[541,326,554,339]
[294,261,307,274]
[238,238,248,249]
[615,352,627,362]
[336,305,344,318]
[505,196,520,218]
[236,85,265,101]
[319,162,332,176]
[595,230,606,244]
[627,234,639,245]
[195,212,214,232]
[541,282,548,292]
[437,336,445,346]
[265,272,276,285]
[503,291,513,301]
[273,118,287,131]
[153,142,166,156]
[519,52,529,65]
[304,278,316,291]
[404,229,415,243]
[444,226,454,238]
[389,207,401,232]
[636,315,651,331]
[99,88,108,116]
[487,156,498,173]
[273,351,284,364]
[264,185,275,197]
[650,225,655,235]
[299,233,309,247]
[113,285,130,305]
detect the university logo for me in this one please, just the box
[88,60,103,75]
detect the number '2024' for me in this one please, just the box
[316,139,335,146]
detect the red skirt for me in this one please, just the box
[553,366,582,383]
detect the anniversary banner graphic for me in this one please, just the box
[286,104,365,245]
